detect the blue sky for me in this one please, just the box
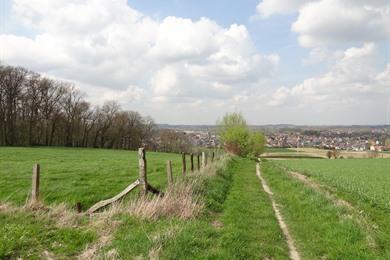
[0,0,389,124]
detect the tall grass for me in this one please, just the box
[112,154,231,220]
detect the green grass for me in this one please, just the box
[1,148,290,258]
[0,210,95,259]
[0,147,183,209]
[0,147,184,259]
[5,147,387,258]
[276,159,390,210]
[261,161,383,259]
[275,158,390,256]
[105,157,289,259]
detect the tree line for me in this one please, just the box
[0,65,156,149]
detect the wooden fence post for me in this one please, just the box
[138,148,147,196]
[201,152,206,169]
[190,153,194,172]
[75,202,82,213]
[197,154,200,170]
[212,151,215,162]
[167,160,173,186]
[31,163,40,202]
[182,152,186,176]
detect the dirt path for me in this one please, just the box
[287,170,378,249]
[256,163,301,260]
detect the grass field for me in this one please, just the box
[0,147,186,258]
[276,159,390,210]
[262,147,390,159]
[2,147,390,258]
[1,147,291,259]
[104,158,290,259]
[0,147,183,209]
[267,158,390,258]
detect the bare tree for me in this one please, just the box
[0,65,156,149]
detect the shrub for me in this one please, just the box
[217,112,265,157]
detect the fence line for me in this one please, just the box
[24,149,221,214]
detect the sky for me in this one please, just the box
[0,0,389,125]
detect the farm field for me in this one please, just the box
[276,159,390,210]
[265,158,390,258]
[0,147,183,208]
[1,147,290,259]
[262,147,390,159]
[2,147,390,259]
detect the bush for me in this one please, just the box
[217,112,265,157]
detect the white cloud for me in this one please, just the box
[0,0,279,111]
[256,0,312,18]
[292,0,390,47]
[256,0,390,47]
[269,43,389,110]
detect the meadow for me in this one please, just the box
[2,147,390,259]
[0,147,183,209]
[267,158,390,258]
[1,147,291,259]
[276,159,390,211]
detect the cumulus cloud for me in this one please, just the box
[256,0,390,47]
[293,0,390,47]
[256,0,312,18]
[0,0,279,110]
[269,43,389,109]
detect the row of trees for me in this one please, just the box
[0,65,155,149]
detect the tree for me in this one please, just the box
[157,129,192,153]
[0,64,156,149]
[332,149,340,159]
[218,112,249,156]
[217,112,265,157]
[385,138,390,148]
[248,132,266,157]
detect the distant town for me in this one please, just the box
[158,125,390,152]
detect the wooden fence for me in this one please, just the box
[27,148,221,214]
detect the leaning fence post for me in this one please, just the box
[31,163,40,202]
[190,153,194,172]
[201,152,206,169]
[167,160,173,186]
[197,154,200,170]
[138,148,147,196]
[182,152,186,176]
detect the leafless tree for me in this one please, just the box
[0,65,156,149]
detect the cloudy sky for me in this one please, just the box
[0,0,389,125]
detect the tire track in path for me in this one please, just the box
[256,162,301,260]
